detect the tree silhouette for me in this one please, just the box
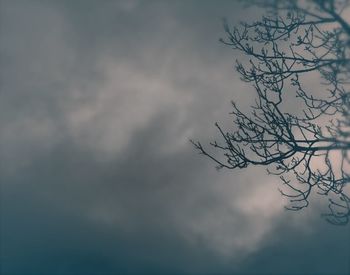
[192,0,350,224]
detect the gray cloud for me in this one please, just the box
[1,0,349,274]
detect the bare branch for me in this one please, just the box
[195,0,350,224]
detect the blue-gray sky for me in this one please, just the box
[1,1,349,274]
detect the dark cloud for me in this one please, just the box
[1,0,349,274]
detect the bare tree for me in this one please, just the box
[192,0,350,225]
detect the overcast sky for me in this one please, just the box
[1,1,349,274]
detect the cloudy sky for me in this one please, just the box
[1,0,349,274]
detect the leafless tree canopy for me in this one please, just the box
[192,0,350,224]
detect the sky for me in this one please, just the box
[1,0,349,274]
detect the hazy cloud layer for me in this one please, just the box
[1,1,349,274]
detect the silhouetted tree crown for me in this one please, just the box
[192,0,350,224]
